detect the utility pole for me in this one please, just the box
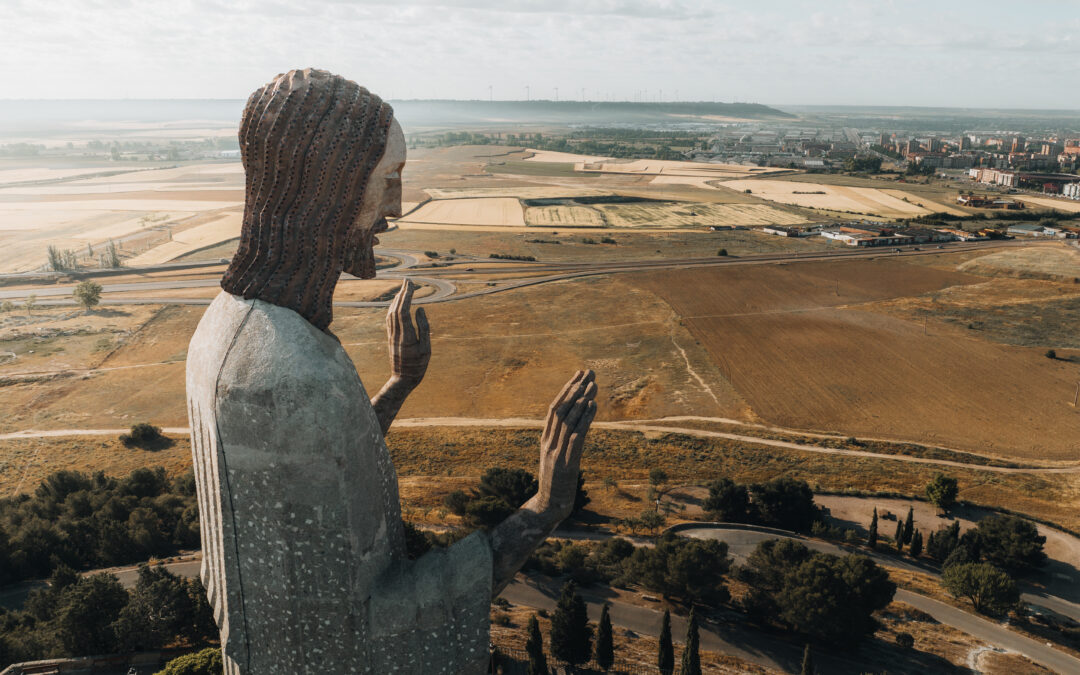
[1073,381,1079,407]
[554,87,559,102]
[525,85,529,101]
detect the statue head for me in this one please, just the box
[221,68,406,330]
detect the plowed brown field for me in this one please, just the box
[634,259,1080,460]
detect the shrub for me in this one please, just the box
[925,474,958,511]
[156,648,223,675]
[1046,349,1057,359]
[717,248,728,256]
[971,515,1047,576]
[121,422,163,448]
[424,250,439,258]
[895,632,915,649]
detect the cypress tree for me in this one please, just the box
[526,614,547,675]
[867,507,879,548]
[801,643,814,675]
[595,604,614,671]
[910,529,924,558]
[894,520,904,552]
[680,607,701,675]
[658,609,674,675]
[550,581,592,667]
[902,507,915,545]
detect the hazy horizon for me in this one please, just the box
[4,1,1079,108]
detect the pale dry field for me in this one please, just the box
[522,149,613,163]
[580,159,784,179]
[0,162,244,272]
[879,189,969,217]
[1016,195,1080,213]
[597,201,808,228]
[423,186,609,200]
[0,166,145,185]
[397,197,526,226]
[126,212,243,265]
[719,179,937,218]
[523,205,605,227]
[957,246,1080,280]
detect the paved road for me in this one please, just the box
[685,526,1080,673]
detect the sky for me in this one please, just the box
[3,0,1079,108]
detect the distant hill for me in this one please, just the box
[0,99,792,136]
[388,100,795,126]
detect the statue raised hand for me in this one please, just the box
[372,279,431,434]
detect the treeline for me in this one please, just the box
[0,564,215,668]
[527,533,731,607]
[443,467,587,530]
[0,468,200,585]
[703,476,822,532]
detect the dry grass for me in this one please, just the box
[717,179,940,219]
[126,212,242,265]
[632,258,1080,460]
[524,205,606,227]
[956,245,1080,282]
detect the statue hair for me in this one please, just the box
[221,68,394,330]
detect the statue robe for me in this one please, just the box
[186,291,492,674]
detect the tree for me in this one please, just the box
[902,507,914,545]
[25,294,37,315]
[595,604,614,671]
[926,474,959,511]
[658,609,674,675]
[909,529,923,558]
[704,478,749,522]
[894,520,904,552]
[1046,349,1057,360]
[550,581,592,667]
[801,643,814,675]
[156,647,223,675]
[927,521,961,562]
[621,532,730,606]
[55,573,129,656]
[941,562,1019,614]
[637,509,666,535]
[526,614,548,675]
[0,300,13,313]
[115,564,198,650]
[717,248,728,256]
[73,280,103,312]
[972,515,1047,575]
[867,507,878,548]
[648,468,671,510]
[749,477,820,532]
[680,607,701,675]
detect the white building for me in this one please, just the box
[1065,183,1080,200]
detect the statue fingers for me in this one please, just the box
[555,397,589,454]
[415,307,430,347]
[543,370,585,444]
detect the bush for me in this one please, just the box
[620,532,730,606]
[717,249,728,256]
[156,648,223,675]
[703,476,820,531]
[424,250,439,258]
[895,632,915,649]
[121,422,164,448]
[1046,349,1057,359]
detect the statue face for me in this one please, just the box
[346,119,406,279]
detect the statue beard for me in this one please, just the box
[343,220,383,279]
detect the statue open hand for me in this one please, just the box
[386,279,431,387]
[536,370,598,518]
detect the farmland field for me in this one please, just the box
[524,204,605,226]
[718,179,943,219]
[126,211,242,265]
[632,258,1080,460]
[1016,195,1080,213]
[397,197,526,226]
[596,201,809,228]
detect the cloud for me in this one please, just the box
[1,0,1077,107]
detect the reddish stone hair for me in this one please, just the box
[221,68,394,330]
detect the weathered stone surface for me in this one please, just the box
[188,292,491,673]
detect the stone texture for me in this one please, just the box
[187,292,491,674]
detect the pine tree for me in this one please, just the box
[526,614,548,675]
[680,607,701,675]
[902,507,915,545]
[894,520,904,552]
[595,604,614,671]
[658,609,674,675]
[910,529,924,558]
[801,643,814,675]
[867,507,879,548]
[550,581,592,667]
